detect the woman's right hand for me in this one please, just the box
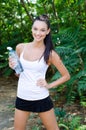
[8,57,20,77]
[8,57,17,70]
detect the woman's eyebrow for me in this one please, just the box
[33,27,47,30]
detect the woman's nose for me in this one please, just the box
[36,31,40,35]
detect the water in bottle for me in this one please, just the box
[7,47,23,74]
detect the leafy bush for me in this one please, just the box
[75,125,86,130]
[55,107,82,130]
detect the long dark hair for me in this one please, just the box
[33,14,54,63]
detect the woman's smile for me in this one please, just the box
[35,35,42,39]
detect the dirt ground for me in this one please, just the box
[0,76,86,130]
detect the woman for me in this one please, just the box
[9,14,70,130]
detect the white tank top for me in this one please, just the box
[17,49,49,100]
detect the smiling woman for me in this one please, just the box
[8,14,70,130]
[32,20,50,43]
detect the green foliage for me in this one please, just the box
[32,126,40,130]
[51,26,86,105]
[76,125,86,130]
[75,125,86,130]
[55,107,82,130]
[55,107,66,118]
[0,0,33,76]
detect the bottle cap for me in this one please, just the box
[7,47,13,51]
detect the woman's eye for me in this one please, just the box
[41,30,46,32]
[33,27,46,32]
[34,28,37,30]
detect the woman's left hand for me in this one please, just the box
[36,79,50,89]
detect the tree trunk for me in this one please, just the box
[20,0,33,22]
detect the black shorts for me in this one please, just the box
[15,96,53,112]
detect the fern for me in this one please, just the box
[51,25,86,105]
[32,126,40,130]
[68,116,81,130]
[55,107,82,130]
[75,125,86,130]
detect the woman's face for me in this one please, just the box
[32,20,50,42]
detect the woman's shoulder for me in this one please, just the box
[50,50,60,59]
[16,43,25,49]
[48,50,61,65]
[16,43,28,56]
[16,42,32,50]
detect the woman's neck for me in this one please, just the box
[32,40,45,48]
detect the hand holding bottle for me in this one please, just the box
[8,56,17,69]
[7,47,23,74]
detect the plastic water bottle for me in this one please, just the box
[7,47,23,74]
